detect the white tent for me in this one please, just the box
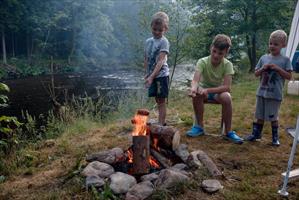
[286,1,299,62]
[278,2,299,196]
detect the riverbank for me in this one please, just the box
[1,74,299,200]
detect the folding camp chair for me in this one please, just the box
[278,116,299,196]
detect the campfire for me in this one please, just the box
[127,109,181,175]
[82,109,224,198]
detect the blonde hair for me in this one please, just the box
[151,12,169,30]
[212,34,232,50]
[270,30,288,46]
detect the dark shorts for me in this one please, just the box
[207,93,217,101]
[148,76,169,98]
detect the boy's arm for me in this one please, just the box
[144,52,148,77]
[204,75,232,94]
[145,52,167,87]
[188,70,201,97]
[269,64,292,80]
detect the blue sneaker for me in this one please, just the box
[224,131,243,144]
[186,125,204,137]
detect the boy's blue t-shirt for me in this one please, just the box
[255,54,293,101]
[145,36,170,78]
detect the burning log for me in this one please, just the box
[150,148,172,168]
[196,150,222,177]
[149,124,180,151]
[132,135,150,174]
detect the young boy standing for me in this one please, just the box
[187,34,244,144]
[144,12,170,126]
[245,30,292,146]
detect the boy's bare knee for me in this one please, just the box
[218,92,231,104]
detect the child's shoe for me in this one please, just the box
[186,125,204,137]
[245,122,263,141]
[272,125,280,146]
[224,131,243,144]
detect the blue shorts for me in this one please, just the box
[207,93,217,101]
[148,76,169,98]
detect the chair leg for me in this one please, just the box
[220,114,225,135]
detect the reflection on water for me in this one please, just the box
[2,68,143,117]
[1,64,193,118]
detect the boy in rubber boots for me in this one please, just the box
[187,34,243,144]
[245,30,292,146]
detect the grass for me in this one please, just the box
[1,74,299,199]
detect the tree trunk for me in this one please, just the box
[246,35,253,72]
[26,31,31,63]
[2,29,7,64]
[12,32,15,57]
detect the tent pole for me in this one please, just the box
[278,116,299,196]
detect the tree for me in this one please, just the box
[0,0,22,64]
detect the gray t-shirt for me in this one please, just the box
[145,36,170,78]
[256,54,293,100]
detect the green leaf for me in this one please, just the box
[0,83,9,92]
[0,140,8,148]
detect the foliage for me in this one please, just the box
[0,83,22,153]
[187,0,295,72]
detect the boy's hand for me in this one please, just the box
[145,76,154,88]
[198,88,208,96]
[262,64,270,71]
[268,64,279,71]
[188,86,198,97]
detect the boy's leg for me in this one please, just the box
[156,97,166,125]
[186,94,205,137]
[215,92,232,133]
[264,99,281,146]
[192,94,205,127]
[271,120,280,146]
[216,92,243,144]
[155,76,169,125]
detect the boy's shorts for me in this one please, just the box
[255,96,281,121]
[148,76,169,98]
[207,93,217,101]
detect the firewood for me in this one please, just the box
[136,109,150,116]
[132,135,150,174]
[149,124,180,151]
[196,150,222,177]
[150,149,172,168]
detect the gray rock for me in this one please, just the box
[170,163,188,171]
[187,150,203,168]
[125,181,154,200]
[140,172,159,183]
[155,169,190,189]
[86,175,105,189]
[86,147,124,164]
[81,161,114,178]
[175,144,190,162]
[202,179,223,193]
[109,172,137,194]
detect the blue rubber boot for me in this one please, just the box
[245,123,263,141]
[272,125,280,146]
[186,125,204,137]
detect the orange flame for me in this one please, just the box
[127,149,133,163]
[149,156,160,168]
[132,114,148,136]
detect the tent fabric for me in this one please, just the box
[286,1,299,62]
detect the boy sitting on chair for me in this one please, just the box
[187,34,243,144]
